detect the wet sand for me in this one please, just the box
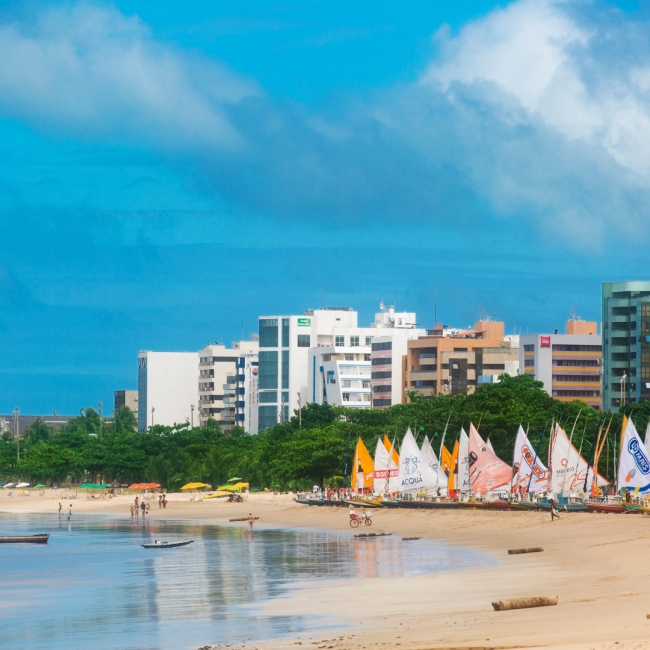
[2,491,649,650]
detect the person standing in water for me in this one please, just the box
[247,513,255,532]
[58,503,62,516]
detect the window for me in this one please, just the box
[342,393,350,401]
[524,359,535,367]
[362,380,371,388]
[365,337,372,345]
[553,390,600,397]
[372,341,392,351]
[282,391,289,403]
[282,351,289,389]
[364,354,371,361]
[258,351,278,389]
[259,392,277,403]
[350,336,359,347]
[482,364,505,370]
[258,406,277,431]
[523,344,535,352]
[282,318,289,347]
[553,344,602,351]
[335,335,345,346]
[259,319,278,347]
[344,353,353,361]
[372,358,392,365]
[374,385,391,392]
[453,347,468,352]
[297,334,311,348]
[553,375,600,382]
[372,371,392,379]
[373,399,391,407]
[555,359,599,367]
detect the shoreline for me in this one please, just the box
[2,492,650,650]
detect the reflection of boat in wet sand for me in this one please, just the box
[141,539,194,549]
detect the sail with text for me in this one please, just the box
[420,435,448,492]
[352,437,374,491]
[618,418,650,493]
[511,425,548,493]
[372,437,399,494]
[457,428,471,494]
[398,428,440,493]
[550,424,608,496]
[468,423,513,495]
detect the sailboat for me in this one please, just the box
[468,423,512,497]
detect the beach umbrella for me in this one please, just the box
[32,484,46,489]
[180,482,209,490]
[15,482,30,488]
[3,483,16,488]
[227,477,243,483]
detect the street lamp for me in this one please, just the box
[297,392,302,428]
[190,404,195,429]
[620,373,627,408]
[151,406,155,427]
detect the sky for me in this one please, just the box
[1,0,650,414]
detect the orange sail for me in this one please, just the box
[468,423,512,495]
[441,444,453,476]
[352,437,374,490]
[446,441,459,492]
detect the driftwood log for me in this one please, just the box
[402,537,422,541]
[492,596,558,611]
[508,547,544,555]
[354,532,392,538]
[229,517,259,522]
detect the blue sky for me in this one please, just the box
[1,0,649,414]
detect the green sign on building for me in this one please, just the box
[297,318,311,327]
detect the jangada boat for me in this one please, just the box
[0,534,49,544]
[586,502,626,514]
[141,539,194,549]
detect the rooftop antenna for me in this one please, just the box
[569,305,581,322]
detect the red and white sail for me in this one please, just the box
[511,425,548,494]
[372,437,399,494]
[550,424,608,496]
[468,423,512,495]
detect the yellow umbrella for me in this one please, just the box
[219,482,249,492]
[180,482,209,490]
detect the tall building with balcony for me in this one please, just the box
[404,320,518,399]
[137,352,199,432]
[257,304,424,430]
[602,281,650,412]
[199,340,258,427]
[221,351,259,433]
[520,319,601,409]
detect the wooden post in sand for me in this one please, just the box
[492,596,558,611]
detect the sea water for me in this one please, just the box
[0,514,495,649]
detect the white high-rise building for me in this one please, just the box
[221,349,259,433]
[257,305,426,430]
[137,352,199,432]
[199,340,258,427]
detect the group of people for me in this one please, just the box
[130,496,149,518]
[58,502,73,521]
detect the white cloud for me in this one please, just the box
[0,3,259,150]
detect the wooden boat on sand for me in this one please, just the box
[0,534,49,544]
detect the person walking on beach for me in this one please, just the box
[550,498,560,521]
[158,494,163,509]
[58,502,62,516]
[141,501,146,518]
[247,513,255,532]
[162,494,167,509]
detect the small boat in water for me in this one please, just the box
[0,534,49,544]
[141,539,194,549]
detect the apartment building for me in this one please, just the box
[404,320,519,399]
[602,281,650,411]
[520,320,601,409]
[114,390,138,413]
[257,304,424,430]
[137,352,199,432]
[221,351,259,433]
[199,340,258,427]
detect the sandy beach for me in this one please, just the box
[2,491,649,650]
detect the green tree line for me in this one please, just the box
[2,375,647,490]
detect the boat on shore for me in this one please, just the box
[0,534,49,544]
[141,539,194,549]
[587,502,626,514]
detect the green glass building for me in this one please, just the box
[602,281,650,412]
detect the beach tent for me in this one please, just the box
[511,426,547,494]
[468,424,512,495]
[372,437,400,494]
[352,437,374,490]
[618,417,650,493]
[15,482,30,488]
[219,482,249,492]
[420,435,448,492]
[180,482,209,490]
[227,477,243,483]
[128,483,160,490]
[398,428,440,494]
[32,484,46,489]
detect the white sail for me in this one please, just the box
[551,424,608,496]
[399,428,440,493]
[618,418,650,493]
[420,435,448,492]
[457,428,471,494]
[372,438,399,494]
[644,420,650,449]
[511,425,548,493]
[486,437,495,454]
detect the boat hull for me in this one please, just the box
[142,540,194,549]
[0,534,49,544]
[587,503,626,514]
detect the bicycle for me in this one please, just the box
[349,513,373,528]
